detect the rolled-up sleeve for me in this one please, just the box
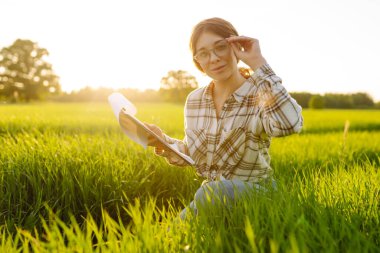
[252,64,303,137]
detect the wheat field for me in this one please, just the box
[0,103,379,252]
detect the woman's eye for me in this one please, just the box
[198,52,208,58]
[215,45,228,52]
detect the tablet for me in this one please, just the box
[118,108,195,166]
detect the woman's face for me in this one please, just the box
[194,32,239,82]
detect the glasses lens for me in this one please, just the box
[194,40,230,63]
[214,41,229,57]
[194,51,209,62]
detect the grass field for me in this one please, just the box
[0,103,379,252]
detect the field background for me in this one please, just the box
[0,103,379,252]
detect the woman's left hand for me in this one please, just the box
[226,36,267,71]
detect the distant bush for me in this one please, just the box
[309,95,325,109]
[290,92,375,109]
[289,92,313,108]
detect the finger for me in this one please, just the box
[230,42,243,58]
[227,37,257,51]
[226,35,257,42]
[155,147,170,154]
[231,43,245,60]
[154,147,164,155]
[147,135,157,146]
[148,123,163,137]
[149,139,166,149]
[147,134,163,147]
[144,123,155,131]
[160,149,171,158]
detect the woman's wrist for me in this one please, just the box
[247,56,267,71]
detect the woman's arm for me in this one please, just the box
[251,64,303,137]
[227,36,303,136]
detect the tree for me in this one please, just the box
[0,39,60,102]
[308,95,325,109]
[289,92,313,108]
[351,92,374,108]
[324,93,353,109]
[159,70,198,103]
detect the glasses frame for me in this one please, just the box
[193,40,231,64]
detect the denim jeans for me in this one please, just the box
[179,177,277,220]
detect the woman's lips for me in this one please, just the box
[211,65,226,72]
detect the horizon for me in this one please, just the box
[1,0,379,101]
[60,84,380,103]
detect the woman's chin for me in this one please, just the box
[210,72,232,83]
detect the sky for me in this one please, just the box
[1,0,380,101]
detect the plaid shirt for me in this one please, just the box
[162,63,303,182]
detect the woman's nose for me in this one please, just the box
[209,51,220,63]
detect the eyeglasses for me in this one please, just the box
[193,40,230,63]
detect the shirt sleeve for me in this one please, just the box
[252,63,303,137]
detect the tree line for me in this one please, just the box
[1,39,379,109]
[0,39,198,104]
[48,69,199,104]
[290,92,378,109]
[49,88,378,109]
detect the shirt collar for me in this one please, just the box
[203,82,214,101]
[202,79,252,103]
[231,79,251,102]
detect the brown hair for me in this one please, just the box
[189,17,251,78]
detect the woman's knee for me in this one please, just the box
[194,181,235,205]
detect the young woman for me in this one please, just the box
[145,17,303,219]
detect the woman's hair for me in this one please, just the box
[189,17,251,78]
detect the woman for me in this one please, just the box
[146,17,303,219]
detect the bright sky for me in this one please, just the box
[1,0,380,101]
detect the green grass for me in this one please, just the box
[301,109,380,133]
[0,103,379,252]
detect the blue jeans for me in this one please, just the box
[180,177,277,220]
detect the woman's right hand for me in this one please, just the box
[145,123,185,164]
[226,35,267,71]
[144,123,167,155]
